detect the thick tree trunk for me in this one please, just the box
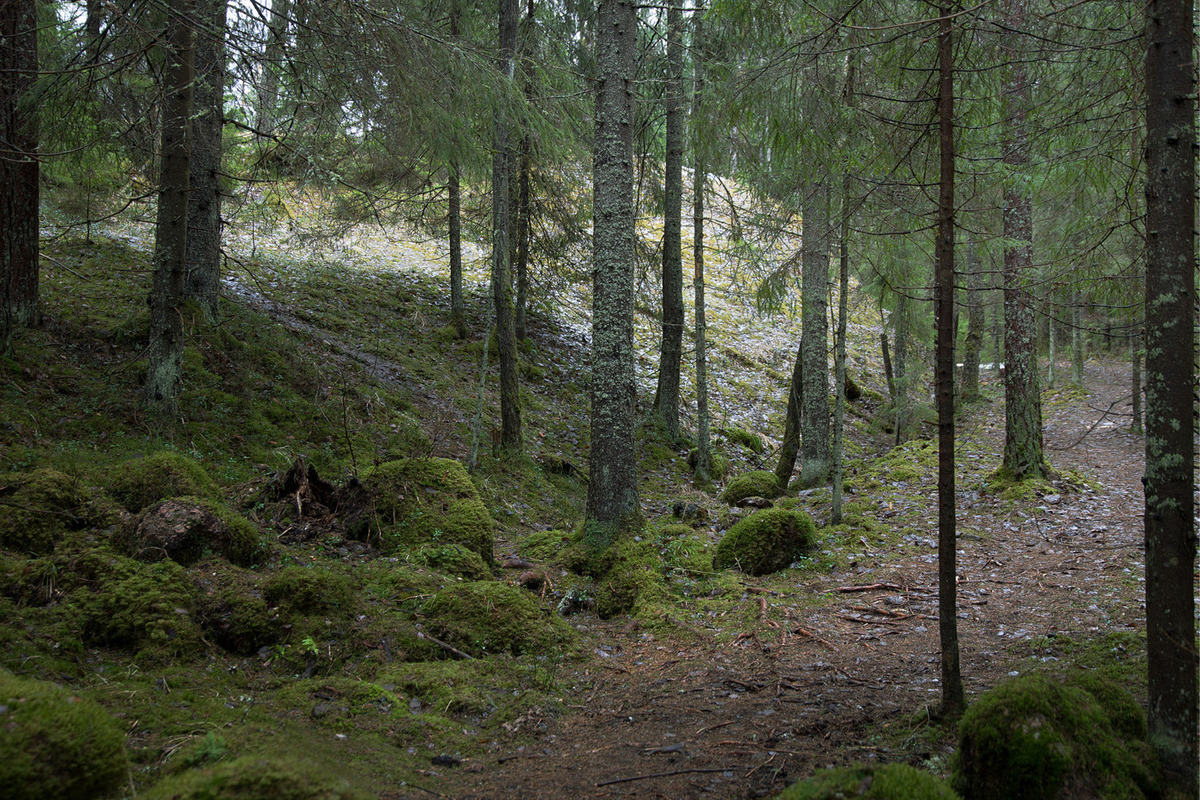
[145,1,197,411]
[691,11,710,484]
[492,0,522,453]
[934,7,963,720]
[185,0,227,322]
[0,0,39,355]
[1000,0,1046,480]
[799,182,830,486]
[959,234,984,403]
[653,0,684,441]
[585,0,641,548]
[831,180,851,523]
[1143,0,1198,790]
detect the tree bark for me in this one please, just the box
[934,6,963,720]
[585,0,641,548]
[257,0,290,137]
[653,0,684,442]
[145,0,197,411]
[958,234,983,403]
[493,0,522,453]
[691,10,710,484]
[774,342,803,489]
[1143,0,1198,790]
[447,0,467,340]
[1000,0,1046,480]
[185,0,227,322]
[0,0,39,356]
[799,182,830,486]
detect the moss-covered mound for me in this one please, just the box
[409,542,491,580]
[687,449,729,481]
[0,670,129,800]
[778,762,960,799]
[104,451,219,513]
[518,529,576,563]
[590,536,672,619]
[361,458,494,562]
[952,673,1156,800]
[718,470,781,505]
[264,565,355,613]
[0,469,120,555]
[421,581,574,657]
[713,507,816,576]
[116,496,265,567]
[141,755,370,800]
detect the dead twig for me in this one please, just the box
[835,582,934,593]
[416,630,474,660]
[791,626,837,650]
[597,767,745,787]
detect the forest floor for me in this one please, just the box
[2,205,1179,800]
[408,360,1154,799]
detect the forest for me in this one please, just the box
[0,0,1196,798]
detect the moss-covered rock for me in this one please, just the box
[104,451,219,513]
[777,762,960,799]
[67,550,202,655]
[140,755,370,800]
[0,670,129,800]
[687,449,729,481]
[195,577,287,656]
[518,529,577,563]
[361,458,494,563]
[585,536,672,619]
[713,507,816,576]
[264,565,355,613]
[722,426,765,454]
[420,581,574,657]
[718,470,782,505]
[116,496,265,567]
[0,469,121,555]
[952,673,1156,800]
[410,542,491,580]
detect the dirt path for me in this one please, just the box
[396,361,1155,800]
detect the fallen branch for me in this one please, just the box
[416,630,474,660]
[836,582,933,593]
[662,613,713,639]
[597,767,744,787]
[792,626,837,650]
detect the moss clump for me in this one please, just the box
[722,426,765,454]
[0,670,129,800]
[718,470,781,505]
[140,755,370,800]
[518,529,577,563]
[361,458,494,563]
[68,550,202,655]
[410,542,491,580]
[116,496,265,567]
[196,582,286,656]
[584,536,672,619]
[713,507,816,576]
[687,449,729,481]
[421,581,574,657]
[264,565,355,613]
[0,469,120,555]
[952,673,1156,800]
[104,451,219,513]
[778,762,960,800]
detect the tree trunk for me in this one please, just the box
[145,0,197,411]
[447,0,467,340]
[959,234,983,403]
[1143,0,1198,790]
[653,0,684,442]
[1000,0,1046,480]
[257,0,290,136]
[774,342,803,489]
[893,291,910,445]
[832,44,856,525]
[1070,288,1084,386]
[934,7,963,720]
[799,182,830,486]
[185,0,227,322]
[492,0,522,453]
[585,0,641,548]
[0,0,40,356]
[514,0,535,343]
[691,11,710,484]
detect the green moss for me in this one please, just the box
[688,449,729,481]
[104,451,219,513]
[264,565,355,613]
[952,673,1156,800]
[408,542,492,580]
[586,536,672,619]
[362,458,494,563]
[713,507,817,576]
[718,470,782,505]
[518,529,577,563]
[0,669,129,800]
[722,426,765,453]
[866,439,937,485]
[0,469,120,555]
[140,755,370,800]
[420,580,574,657]
[69,551,202,656]
[778,762,960,800]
